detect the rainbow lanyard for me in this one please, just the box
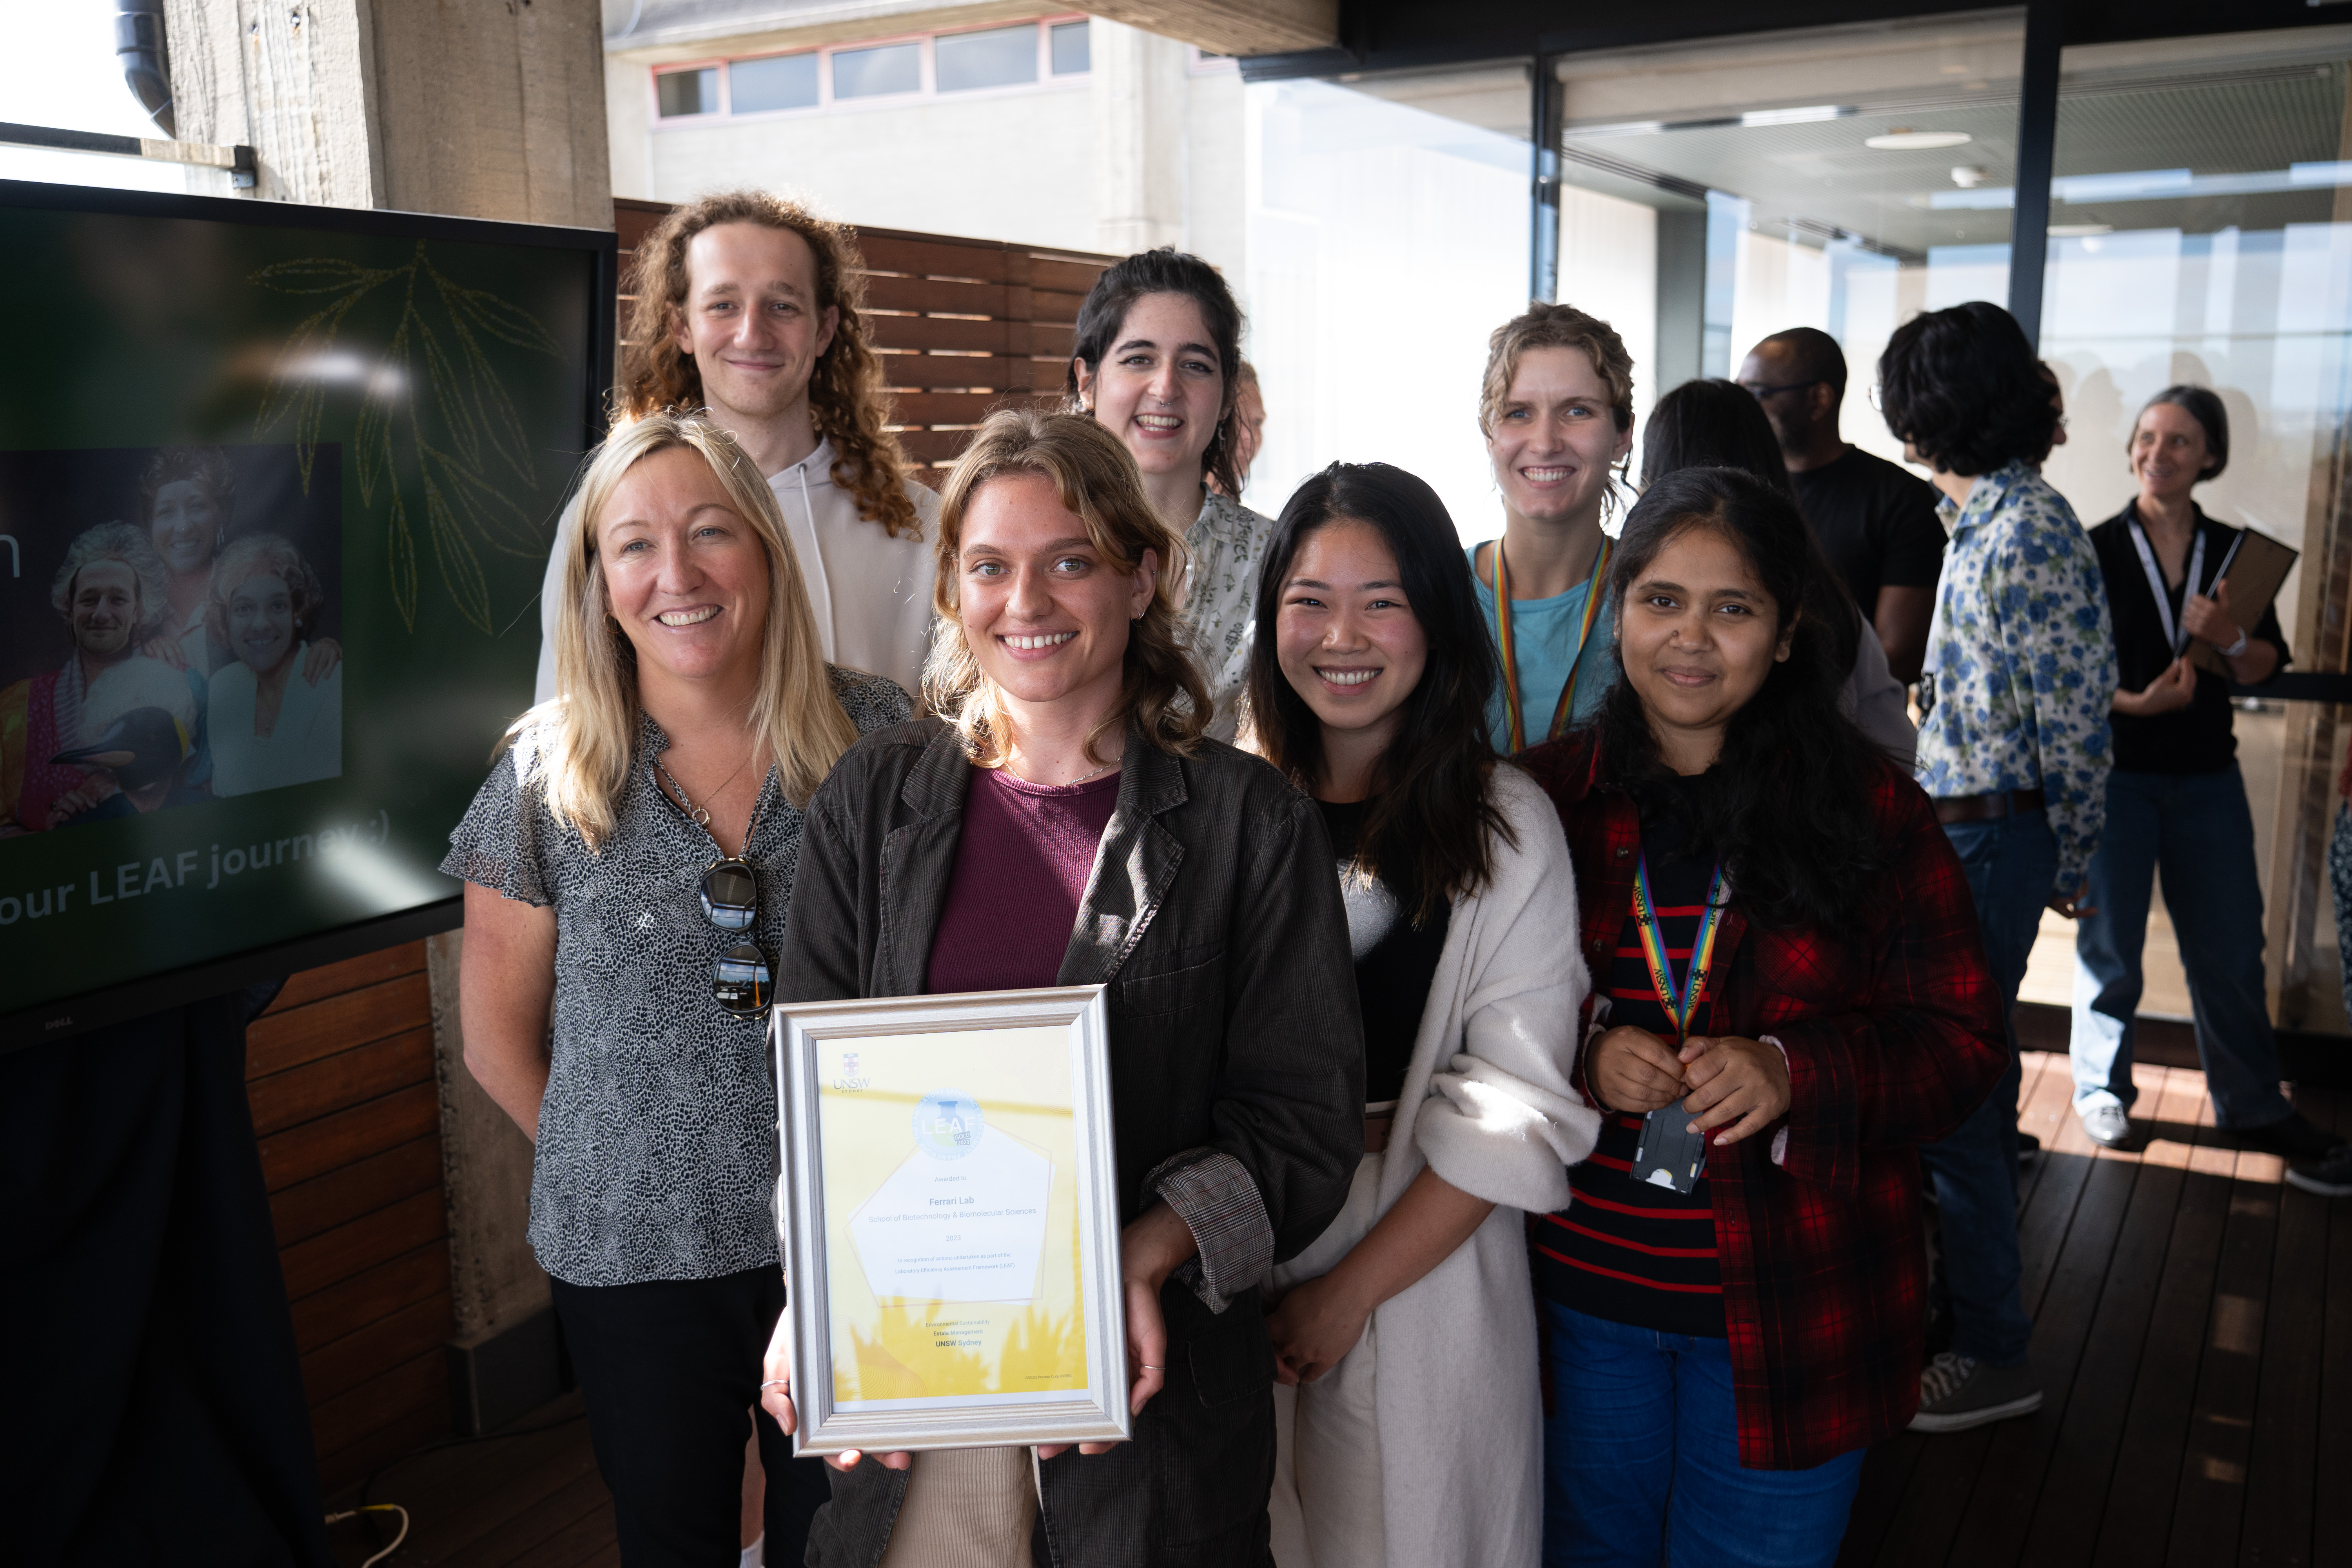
[1492,534,1612,753]
[1631,852,1728,1040]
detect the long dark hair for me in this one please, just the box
[1247,463,1510,922]
[1595,466,1884,931]
[1640,378,1858,673]
[1063,248,1246,498]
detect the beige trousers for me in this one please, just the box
[876,1445,1039,1568]
[1267,1152,1389,1568]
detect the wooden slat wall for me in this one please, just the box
[247,940,452,1492]
[613,198,1116,476]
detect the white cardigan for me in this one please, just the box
[1301,762,1600,1567]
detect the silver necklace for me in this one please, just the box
[655,751,750,828]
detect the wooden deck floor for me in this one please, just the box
[325,1392,613,1568]
[330,1050,2351,1568]
[1840,1051,2351,1568]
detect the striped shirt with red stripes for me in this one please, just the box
[1532,775,1726,1338]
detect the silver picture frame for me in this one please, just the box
[771,985,1131,1455]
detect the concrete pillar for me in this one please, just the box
[163,0,608,1428]
[1091,18,1187,258]
[162,0,610,228]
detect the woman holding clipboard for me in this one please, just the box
[1515,466,2005,1567]
[2069,387,2341,1159]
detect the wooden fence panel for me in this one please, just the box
[249,941,453,1492]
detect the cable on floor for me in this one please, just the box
[325,1503,410,1568]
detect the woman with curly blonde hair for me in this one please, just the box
[534,191,940,703]
[764,409,1364,1568]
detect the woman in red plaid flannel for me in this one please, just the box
[1515,466,2007,1568]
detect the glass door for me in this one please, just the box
[2037,25,2352,1036]
[1547,12,2027,462]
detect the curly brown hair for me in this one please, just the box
[1477,301,1637,437]
[622,192,920,539]
[927,408,1207,768]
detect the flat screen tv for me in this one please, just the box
[0,179,615,1048]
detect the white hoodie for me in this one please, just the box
[535,439,941,706]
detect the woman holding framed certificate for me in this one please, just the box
[1244,462,1601,1568]
[764,409,1364,1566]
[1514,468,2007,1567]
[443,414,911,1566]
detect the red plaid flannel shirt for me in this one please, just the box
[1517,733,2007,1470]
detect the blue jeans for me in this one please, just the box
[2071,766,2290,1129]
[1539,1302,1864,1568]
[1915,811,2048,1368]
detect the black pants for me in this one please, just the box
[551,1266,831,1568]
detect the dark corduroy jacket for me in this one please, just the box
[778,717,1364,1567]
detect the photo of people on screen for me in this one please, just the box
[0,444,343,836]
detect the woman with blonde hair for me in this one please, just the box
[1471,303,1638,753]
[445,412,910,1566]
[761,408,1364,1567]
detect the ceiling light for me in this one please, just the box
[2049,223,2114,238]
[1866,129,1974,150]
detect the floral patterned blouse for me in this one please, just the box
[1179,489,1277,741]
[1915,460,2117,892]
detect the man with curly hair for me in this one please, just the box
[534,192,938,704]
[1877,301,2116,1437]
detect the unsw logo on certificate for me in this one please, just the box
[848,1087,1054,1305]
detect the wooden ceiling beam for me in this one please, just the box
[1080,0,1338,57]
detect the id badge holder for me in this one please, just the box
[1630,1097,1707,1194]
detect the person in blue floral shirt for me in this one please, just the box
[1877,301,2117,1436]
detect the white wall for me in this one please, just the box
[639,77,1101,250]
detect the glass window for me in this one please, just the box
[2033,29,2352,1036]
[938,25,1038,93]
[1051,20,1091,77]
[655,66,719,119]
[1247,67,1532,534]
[730,53,818,114]
[1551,15,2026,473]
[833,41,921,100]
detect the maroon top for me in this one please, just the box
[924,766,1122,994]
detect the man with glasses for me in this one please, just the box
[1739,327,1946,682]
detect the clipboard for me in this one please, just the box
[2190,526,2297,676]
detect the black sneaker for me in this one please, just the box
[2017,1131,2042,1165]
[2236,1111,2344,1162]
[2286,1144,2352,1198]
[1909,1352,2043,1433]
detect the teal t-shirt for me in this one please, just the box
[1466,543,1616,755]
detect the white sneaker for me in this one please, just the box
[2079,1102,2130,1147]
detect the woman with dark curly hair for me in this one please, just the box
[532,192,940,704]
[1517,466,2005,1566]
[1066,248,1271,739]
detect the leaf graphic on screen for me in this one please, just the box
[251,241,561,631]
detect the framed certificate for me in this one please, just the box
[771,985,1131,1455]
